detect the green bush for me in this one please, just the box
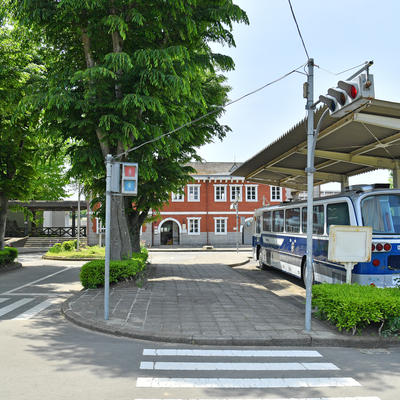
[80,247,148,289]
[61,240,77,252]
[0,247,18,265]
[48,243,63,253]
[312,283,400,335]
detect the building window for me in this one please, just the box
[188,184,200,202]
[171,192,184,202]
[246,185,258,202]
[271,186,282,202]
[230,185,242,202]
[214,218,227,234]
[188,218,200,235]
[214,185,227,202]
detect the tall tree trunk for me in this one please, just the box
[110,195,132,260]
[126,204,149,253]
[0,193,9,251]
[81,26,132,260]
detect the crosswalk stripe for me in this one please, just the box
[134,397,380,400]
[0,298,9,304]
[134,398,380,400]
[136,377,361,388]
[0,298,33,317]
[140,362,339,371]
[12,299,55,320]
[142,349,322,357]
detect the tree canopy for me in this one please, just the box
[13,0,248,257]
[0,20,69,249]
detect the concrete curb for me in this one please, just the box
[61,288,400,348]
[0,262,22,273]
[42,254,252,265]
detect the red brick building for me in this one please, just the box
[140,162,287,247]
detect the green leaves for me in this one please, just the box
[312,283,400,335]
[12,0,249,256]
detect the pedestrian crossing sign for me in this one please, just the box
[121,162,138,195]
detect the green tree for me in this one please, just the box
[0,20,69,250]
[15,0,248,257]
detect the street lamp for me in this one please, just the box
[230,195,239,253]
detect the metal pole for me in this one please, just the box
[77,180,81,251]
[235,198,239,253]
[305,58,314,333]
[104,154,113,320]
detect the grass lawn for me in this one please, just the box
[45,245,105,259]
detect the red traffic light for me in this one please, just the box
[350,85,358,99]
[338,80,360,100]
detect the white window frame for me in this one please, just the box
[230,185,243,202]
[214,217,228,235]
[214,184,227,202]
[187,217,201,235]
[270,186,282,202]
[245,185,258,202]
[187,184,200,202]
[171,192,184,202]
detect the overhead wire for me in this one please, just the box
[315,61,370,76]
[114,63,307,159]
[287,0,310,61]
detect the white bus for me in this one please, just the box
[253,184,400,287]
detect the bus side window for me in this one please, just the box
[256,216,261,234]
[285,208,300,233]
[302,205,324,234]
[327,202,350,233]
[263,211,271,231]
[273,210,284,232]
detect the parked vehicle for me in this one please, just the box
[253,184,400,287]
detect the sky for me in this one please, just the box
[197,0,400,189]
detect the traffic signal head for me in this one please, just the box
[319,74,374,118]
[337,80,359,100]
[318,94,337,112]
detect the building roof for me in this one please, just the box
[8,200,87,211]
[187,161,243,176]
[231,99,400,190]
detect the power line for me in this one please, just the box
[287,0,310,60]
[315,61,370,76]
[114,63,306,159]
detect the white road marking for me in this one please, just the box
[140,362,339,371]
[0,298,9,304]
[0,298,33,317]
[12,299,57,320]
[134,398,380,400]
[136,377,361,388]
[142,349,322,357]
[2,267,70,294]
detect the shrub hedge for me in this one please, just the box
[0,247,18,265]
[312,283,400,335]
[80,247,148,289]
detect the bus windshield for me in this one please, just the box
[361,194,400,234]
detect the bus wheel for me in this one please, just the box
[258,248,268,270]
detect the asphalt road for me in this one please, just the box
[0,252,399,400]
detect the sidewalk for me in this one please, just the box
[62,251,400,347]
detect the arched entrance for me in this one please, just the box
[242,218,254,245]
[160,219,180,245]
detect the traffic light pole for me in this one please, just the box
[304,58,314,333]
[104,154,113,320]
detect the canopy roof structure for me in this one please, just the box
[8,200,87,212]
[231,99,400,190]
